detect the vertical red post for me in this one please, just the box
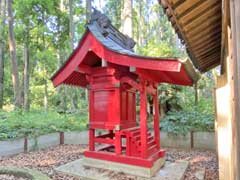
[89,128,95,151]
[115,131,122,155]
[88,80,95,151]
[126,135,131,156]
[140,79,147,158]
[153,90,160,148]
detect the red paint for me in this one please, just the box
[51,31,193,87]
[51,30,195,169]
[154,94,160,148]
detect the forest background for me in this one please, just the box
[0,0,215,140]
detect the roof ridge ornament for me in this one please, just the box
[88,8,136,51]
[89,8,111,29]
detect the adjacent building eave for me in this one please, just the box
[159,0,222,73]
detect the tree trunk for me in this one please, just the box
[98,0,102,9]
[137,0,145,46]
[194,81,198,106]
[86,0,92,22]
[57,49,67,112]
[0,0,6,109]
[69,0,74,50]
[23,43,30,111]
[7,0,21,108]
[55,0,67,112]
[145,0,150,44]
[0,41,3,109]
[84,0,92,102]
[44,74,48,111]
[69,0,79,111]
[121,0,133,38]
[41,12,48,111]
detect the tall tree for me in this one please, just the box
[23,41,30,111]
[104,0,122,29]
[56,0,67,112]
[121,0,133,38]
[69,0,74,50]
[16,1,31,111]
[136,0,144,46]
[69,0,79,110]
[83,0,92,102]
[8,0,21,108]
[86,0,92,22]
[194,82,198,106]
[0,0,6,109]
[42,11,48,111]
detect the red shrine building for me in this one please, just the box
[51,10,198,177]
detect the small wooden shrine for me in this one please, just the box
[51,9,198,176]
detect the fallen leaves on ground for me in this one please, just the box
[0,145,218,180]
[0,174,28,180]
[166,148,218,180]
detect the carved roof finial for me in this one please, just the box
[88,9,136,51]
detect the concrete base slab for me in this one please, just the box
[194,168,205,180]
[55,158,189,180]
[83,157,165,178]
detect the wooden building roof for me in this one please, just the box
[159,0,222,72]
[51,9,199,88]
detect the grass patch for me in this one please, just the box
[0,109,88,141]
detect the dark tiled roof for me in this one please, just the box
[88,9,136,54]
[86,9,200,82]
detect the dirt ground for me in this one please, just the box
[0,145,218,180]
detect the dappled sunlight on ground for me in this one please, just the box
[166,148,218,180]
[0,145,218,180]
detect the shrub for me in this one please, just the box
[160,110,214,135]
[0,110,88,141]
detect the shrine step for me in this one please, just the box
[134,133,152,142]
[147,139,156,147]
[147,144,158,156]
[135,136,154,145]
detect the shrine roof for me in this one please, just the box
[51,9,200,88]
[86,9,179,62]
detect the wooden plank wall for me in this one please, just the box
[229,0,240,179]
[216,0,240,179]
[215,56,231,180]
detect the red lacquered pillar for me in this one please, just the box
[89,128,95,151]
[140,80,147,158]
[115,131,122,155]
[153,90,160,148]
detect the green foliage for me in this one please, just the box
[0,0,216,139]
[160,109,214,135]
[160,72,215,135]
[155,66,215,135]
[0,110,87,141]
[104,0,122,29]
[159,84,183,111]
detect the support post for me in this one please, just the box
[140,79,147,158]
[153,92,160,148]
[115,131,122,155]
[60,132,64,145]
[89,128,95,151]
[24,136,28,153]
